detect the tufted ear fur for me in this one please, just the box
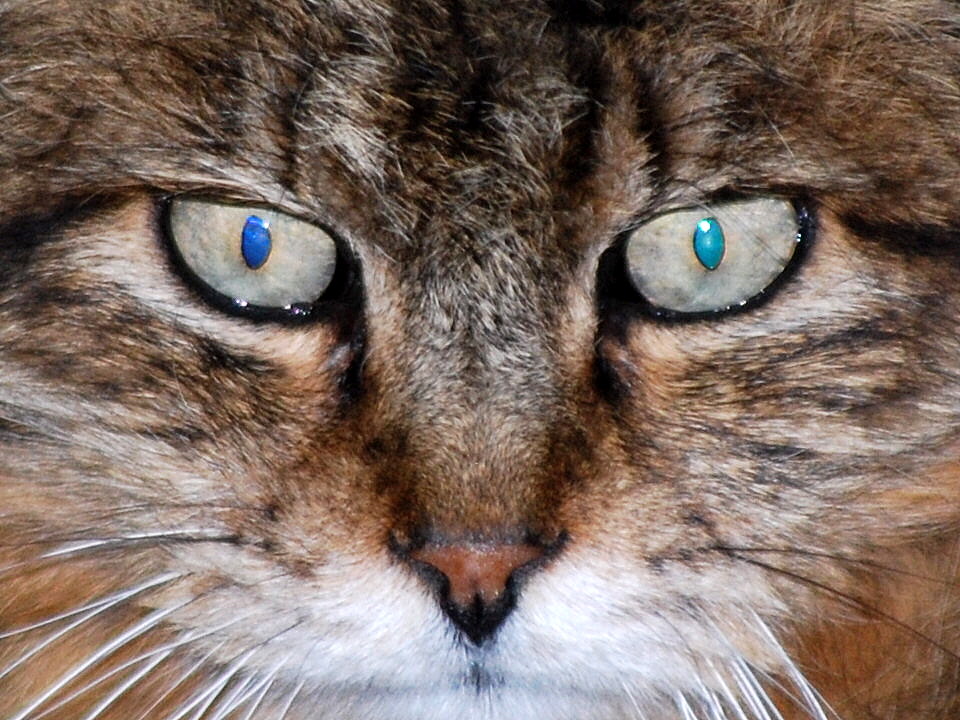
[1,1,960,719]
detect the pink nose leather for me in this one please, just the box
[409,542,545,608]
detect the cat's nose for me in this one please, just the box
[402,538,556,645]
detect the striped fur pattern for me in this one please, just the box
[2,0,960,718]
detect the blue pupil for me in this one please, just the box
[241,215,272,270]
[692,217,724,271]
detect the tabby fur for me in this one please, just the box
[1,1,960,718]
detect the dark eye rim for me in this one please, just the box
[597,197,816,324]
[160,195,360,325]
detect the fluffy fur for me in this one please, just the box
[2,0,960,718]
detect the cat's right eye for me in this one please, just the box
[165,197,340,320]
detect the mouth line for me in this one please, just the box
[464,661,505,693]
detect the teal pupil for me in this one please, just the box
[692,217,724,270]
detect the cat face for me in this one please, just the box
[2,1,960,718]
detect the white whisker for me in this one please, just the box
[206,672,260,720]
[132,643,227,720]
[620,680,649,720]
[732,659,782,720]
[0,531,229,579]
[219,654,290,720]
[701,612,787,720]
[78,650,174,720]
[31,615,249,720]
[700,672,736,720]
[168,618,302,720]
[237,662,284,720]
[0,571,189,643]
[164,648,258,720]
[701,686,729,720]
[0,572,182,680]
[274,679,305,720]
[677,692,702,720]
[0,558,28,577]
[0,542,113,580]
[40,530,234,558]
[0,586,143,641]
[787,668,831,720]
[40,539,119,559]
[750,612,836,720]
[9,598,192,720]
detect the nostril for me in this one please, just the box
[395,533,566,645]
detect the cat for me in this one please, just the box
[1,0,960,718]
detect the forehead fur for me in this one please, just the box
[1,0,959,241]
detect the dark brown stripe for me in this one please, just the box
[842,214,960,258]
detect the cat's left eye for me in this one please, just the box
[166,197,340,320]
[623,197,804,317]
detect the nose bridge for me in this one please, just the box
[409,226,559,413]
[380,230,569,531]
[404,367,558,532]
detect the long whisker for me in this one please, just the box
[694,678,728,720]
[206,674,260,720]
[0,531,239,579]
[734,553,960,662]
[620,680,650,720]
[676,691,702,720]
[0,502,265,541]
[78,649,174,720]
[0,574,174,641]
[0,572,183,680]
[132,642,228,720]
[274,679,305,720]
[741,661,818,720]
[701,614,788,720]
[729,660,778,720]
[270,639,325,720]
[10,596,194,720]
[39,530,237,558]
[193,622,303,720]
[705,660,749,720]
[215,654,290,720]
[237,660,285,720]
[750,612,835,720]
[163,647,260,720]
[31,614,251,720]
[714,545,960,586]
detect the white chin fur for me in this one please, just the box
[163,544,796,720]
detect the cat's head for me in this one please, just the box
[2,1,960,718]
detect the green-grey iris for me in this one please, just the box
[168,198,338,313]
[624,198,800,315]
